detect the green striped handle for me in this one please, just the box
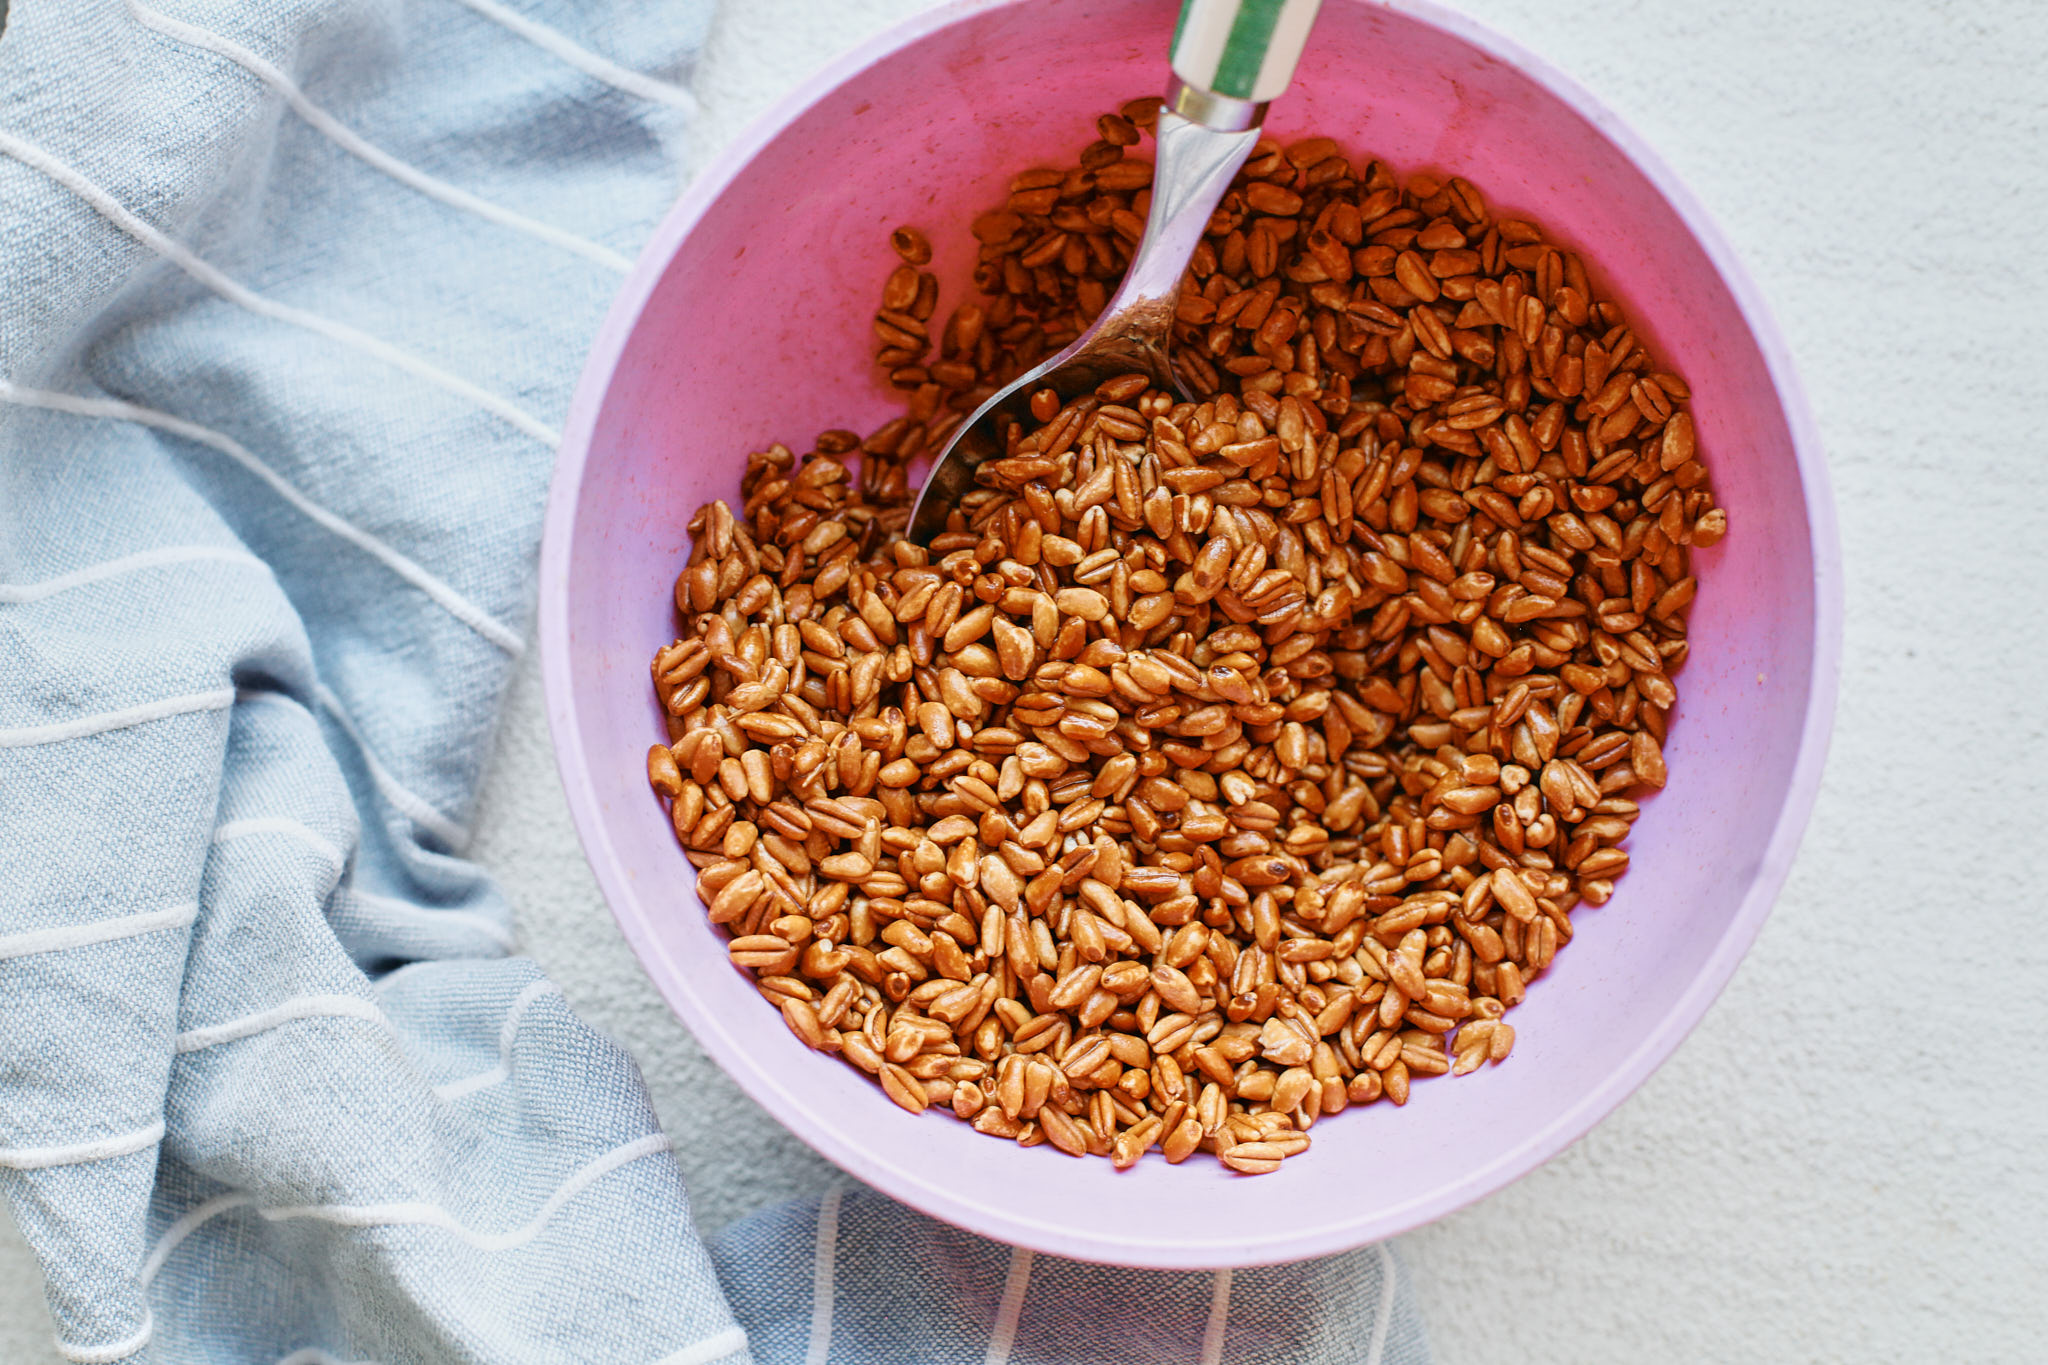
[1170,0,1323,104]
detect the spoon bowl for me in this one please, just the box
[904,0,1319,544]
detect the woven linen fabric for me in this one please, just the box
[0,1,1431,1361]
[712,1185,1430,1365]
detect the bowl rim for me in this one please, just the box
[540,0,1843,1266]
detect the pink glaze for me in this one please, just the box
[541,0,1840,1267]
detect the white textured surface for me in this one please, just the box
[6,1,2045,1361]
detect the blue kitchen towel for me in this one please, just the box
[0,1,1430,1361]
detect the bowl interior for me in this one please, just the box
[545,0,1829,1266]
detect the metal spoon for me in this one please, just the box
[906,0,1324,544]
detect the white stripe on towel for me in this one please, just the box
[445,0,699,112]
[214,817,350,876]
[1198,1267,1233,1365]
[648,1327,749,1365]
[141,1192,256,1288]
[0,903,198,962]
[350,890,517,953]
[0,1121,164,1171]
[0,130,558,446]
[1364,1242,1398,1365]
[0,545,268,604]
[255,1133,672,1249]
[0,382,523,654]
[803,1185,844,1365]
[142,1134,672,1289]
[0,688,234,750]
[175,995,389,1054]
[54,1310,154,1364]
[274,1350,376,1365]
[983,1246,1033,1365]
[313,686,469,849]
[432,978,559,1099]
[126,1,631,273]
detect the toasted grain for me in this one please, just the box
[645,108,1721,1175]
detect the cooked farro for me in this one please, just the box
[645,105,1722,1173]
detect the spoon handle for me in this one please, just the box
[1108,111,1262,321]
[1079,0,1322,380]
[1169,0,1323,129]
[904,0,1325,544]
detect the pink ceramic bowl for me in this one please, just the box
[542,0,1839,1267]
